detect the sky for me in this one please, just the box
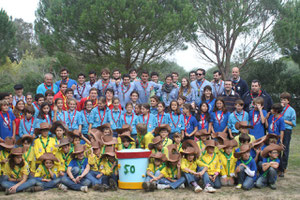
[0,0,212,71]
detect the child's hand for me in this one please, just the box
[75,176,81,183]
[59,172,65,177]
[96,173,102,179]
[257,104,262,111]
[2,158,8,163]
[8,185,18,194]
[53,105,58,112]
[177,162,181,168]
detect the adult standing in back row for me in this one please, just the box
[190,68,211,105]
[231,67,248,98]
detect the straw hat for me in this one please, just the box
[10,147,24,156]
[251,136,266,149]
[96,123,111,132]
[181,146,197,155]
[148,136,163,150]
[149,152,167,162]
[234,144,251,159]
[115,124,132,135]
[55,137,71,148]
[38,153,59,162]
[261,144,284,158]
[265,133,280,141]
[0,137,15,149]
[91,140,100,149]
[16,134,34,146]
[34,122,51,135]
[235,121,254,130]
[50,121,68,135]
[102,145,116,157]
[119,131,134,142]
[154,124,171,135]
[72,144,86,154]
[101,135,118,145]
[182,139,200,157]
[195,129,210,138]
[217,139,238,149]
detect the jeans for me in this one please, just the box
[256,167,277,188]
[1,176,36,192]
[208,175,221,189]
[183,167,210,188]
[61,167,91,191]
[237,166,255,190]
[101,174,118,186]
[145,171,161,182]
[158,177,186,189]
[279,129,292,172]
[257,161,263,174]
[86,171,103,186]
[35,177,60,190]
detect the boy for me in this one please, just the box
[32,94,45,118]
[154,124,173,148]
[234,122,256,146]
[148,136,168,157]
[19,105,36,137]
[173,132,183,153]
[117,126,136,150]
[267,103,285,144]
[136,123,154,149]
[228,99,249,138]
[249,97,267,139]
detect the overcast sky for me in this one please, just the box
[0,0,213,71]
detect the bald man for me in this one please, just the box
[231,67,248,97]
[36,73,59,95]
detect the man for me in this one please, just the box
[115,74,135,109]
[36,73,59,95]
[74,73,89,101]
[220,80,240,113]
[211,70,224,97]
[78,88,98,111]
[231,67,248,97]
[133,70,160,104]
[55,68,77,89]
[97,68,115,97]
[12,84,26,106]
[190,68,211,105]
[242,80,273,112]
[86,70,99,91]
[150,72,163,94]
[172,72,181,87]
[53,82,68,110]
[45,90,55,110]
[189,70,196,82]
[112,69,121,82]
[129,68,139,82]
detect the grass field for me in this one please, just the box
[1,126,300,200]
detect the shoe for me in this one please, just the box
[204,185,216,193]
[109,178,118,191]
[5,189,14,195]
[31,186,44,192]
[58,184,68,192]
[80,186,88,193]
[269,184,277,190]
[157,184,170,190]
[99,184,105,192]
[93,184,101,191]
[279,173,284,178]
[236,184,242,189]
[149,181,156,191]
[194,185,202,193]
[142,182,150,192]
[179,184,185,189]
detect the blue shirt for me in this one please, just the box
[184,115,198,134]
[228,110,249,133]
[210,111,229,132]
[114,82,135,109]
[249,110,267,139]
[67,110,82,131]
[236,156,257,180]
[180,88,196,104]
[80,110,94,134]
[12,95,26,107]
[137,113,157,133]
[52,110,69,126]
[32,103,40,118]
[97,80,115,97]
[267,114,285,136]
[68,158,89,177]
[133,81,160,104]
[85,81,98,91]
[0,111,16,139]
[199,98,216,113]
[161,87,179,107]
[197,114,209,131]
[190,79,212,105]
[156,112,171,127]
[36,83,59,95]
[150,107,158,116]
[211,80,224,97]
[55,79,77,89]
[281,105,296,130]
[168,112,185,133]
[74,83,90,101]
[91,107,108,128]
[19,118,36,137]
[35,114,52,128]
[107,109,123,130]
[120,113,138,135]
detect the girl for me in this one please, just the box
[200,85,216,113]
[173,132,183,153]
[91,97,108,128]
[178,77,195,104]
[134,104,142,116]
[148,136,168,156]
[13,100,25,140]
[80,100,94,139]
[160,75,179,107]
[0,99,16,140]
[155,124,172,148]
[182,104,198,140]
[136,123,154,149]
[50,121,68,146]
[0,137,15,172]
[67,98,82,131]
[107,97,123,137]
[156,102,171,127]
[210,98,230,134]
[36,102,52,128]
[137,104,157,134]
[35,153,60,191]
[120,102,138,138]
[61,144,91,192]
[168,100,185,139]
[177,95,186,114]
[129,91,139,112]
[196,102,211,132]
[1,147,37,195]
[19,105,36,138]
[53,98,69,125]
[32,94,45,118]
[150,96,160,115]
[25,93,34,108]
[16,135,36,176]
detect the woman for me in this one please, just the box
[160,75,178,108]
[178,78,195,104]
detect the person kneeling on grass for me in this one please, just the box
[256,144,284,190]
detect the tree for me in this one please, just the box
[189,0,281,79]
[273,0,300,66]
[0,9,16,64]
[35,0,196,71]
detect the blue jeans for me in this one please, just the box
[101,174,118,186]
[61,167,91,191]
[208,175,221,189]
[158,177,186,189]
[256,167,277,188]
[183,167,210,187]
[1,176,36,192]
[279,129,292,172]
[86,171,103,186]
[237,166,255,190]
[35,177,60,190]
[145,171,161,182]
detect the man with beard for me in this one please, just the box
[97,68,115,97]
[55,68,77,89]
[190,68,211,105]
[211,70,224,97]
[220,80,240,113]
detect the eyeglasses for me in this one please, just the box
[196,73,203,76]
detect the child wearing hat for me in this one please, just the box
[234,144,257,190]
[155,124,173,148]
[16,135,36,176]
[116,125,136,150]
[120,102,138,139]
[194,129,210,154]
[148,136,169,157]
[34,153,60,191]
[68,130,91,148]
[218,139,238,186]
[50,121,69,147]
[256,144,283,189]
[136,123,154,149]
[0,137,15,175]
[1,147,37,195]
[143,152,167,192]
[0,99,16,140]
[55,138,73,179]
[61,144,91,192]
[234,121,255,146]
[19,105,36,138]
[156,145,186,190]
[33,122,57,160]
[173,132,183,153]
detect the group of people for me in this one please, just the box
[0,66,296,195]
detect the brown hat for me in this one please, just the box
[136,123,148,135]
[181,146,197,155]
[212,132,227,140]
[38,153,59,162]
[34,122,51,135]
[0,137,15,149]
[154,124,171,135]
[89,128,103,142]
[102,145,116,157]
[148,136,163,150]
[182,139,200,157]
[173,132,181,138]
[234,144,251,159]
[72,144,86,154]
[67,130,82,140]
[96,123,112,132]
[167,144,180,162]
[119,131,134,142]
[265,133,280,142]
[235,121,254,130]
[91,140,100,149]
[55,137,71,148]
[195,129,210,138]
[10,147,24,156]
[16,134,34,146]
[167,144,178,155]
[50,121,68,135]
[150,152,167,162]
[101,135,117,145]
[261,144,284,158]
[217,139,238,149]
[251,136,266,149]
[204,140,216,150]
[116,124,132,135]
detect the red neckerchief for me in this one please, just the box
[170,112,180,128]
[281,104,290,117]
[44,114,51,124]
[62,78,69,85]
[157,112,164,126]
[252,110,260,126]
[215,111,223,126]
[124,113,134,126]
[33,102,40,111]
[233,111,245,122]
[98,107,106,125]
[250,90,262,99]
[102,80,109,91]
[140,81,148,96]
[143,113,150,126]
[200,114,206,129]
[87,96,98,108]
[0,111,11,130]
[68,110,77,127]
[111,109,121,124]
[57,110,65,122]
[77,83,86,98]
[271,115,282,132]
[121,84,131,98]
[196,79,205,96]
[184,114,192,132]
[44,83,53,91]
[83,110,91,124]
[24,117,34,133]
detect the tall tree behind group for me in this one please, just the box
[35,0,196,72]
[189,0,282,79]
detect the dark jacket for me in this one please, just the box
[242,90,273,112]
[232,78,249,98]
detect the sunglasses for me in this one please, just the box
[196,73,203,76]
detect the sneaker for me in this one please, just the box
[142,182,150,192]
[157,184,170,190]
[149,181,156,191]
[236,184,242,189]
[109,178,118,191]
[31,186,44,192]
[80,186,88,193]
[99,184,106,192]
[204,185,216,193]
[194,185,202,193]
[93,184,101,191]
[269,184,277,190]
[58,184,68,192]
[179,184,185,189]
